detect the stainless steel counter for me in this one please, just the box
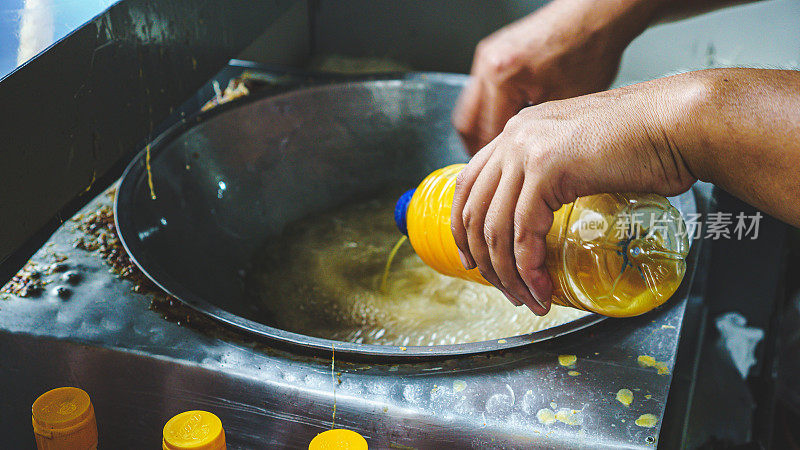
[2,0,793,446]
[0,183,704,448]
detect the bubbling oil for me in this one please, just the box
[246,192,588,346]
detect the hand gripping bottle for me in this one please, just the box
[394,164,690,317]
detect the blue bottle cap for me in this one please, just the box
[394,189,416,236]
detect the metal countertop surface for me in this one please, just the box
[0,183,704,449]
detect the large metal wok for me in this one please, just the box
[115,73,695,358]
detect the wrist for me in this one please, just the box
[558,0,665,52]
[656,70,725,185]
[631,71,708,194]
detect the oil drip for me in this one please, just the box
[331,345,336,427]
[145,143,156,200]
[380,235,407,292]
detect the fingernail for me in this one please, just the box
[503,291,523,307]
[527,269,553,313]
[528,287,549,311]
[524,303,542,316]
[458,250,476,270]
[458,251,469,269]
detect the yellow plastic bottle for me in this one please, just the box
[32,387,98,450]
[394,164,690,317]
[163,410,226,450]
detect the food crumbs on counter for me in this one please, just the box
[497,339,507,344]
[555,408,581,426]
[645,394,652,400]
[537,408,556,425]
[400,347,407,351]
[616,389,634,406]
[635,414,658,428]
[453,380,467,393]
[637,355,670,375]
[558,354,577,367]
[568,371,580,376]
[1,262,44,297]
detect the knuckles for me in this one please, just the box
[483,223,500,250]
[474,39,523,83]
[461,208,474,230]
[513,224,532,248]
[455,169,468,188]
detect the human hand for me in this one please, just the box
[450,76,699,314]
[453,0,660,155]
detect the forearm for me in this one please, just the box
[654,0,764,23]
[665,68,800,226]
[542,0,765,47]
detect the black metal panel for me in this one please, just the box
[661,188,789,448]
[0,0,299,284]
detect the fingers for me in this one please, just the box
[484,168,548,314]
[513,176,555,312]
[453,79,523,156]
[461,161,512,302]
[451,142,555,313]
[452,80,484,155]
[451,144,496,271]
[486,84,525,143]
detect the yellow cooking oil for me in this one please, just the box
[247,190,590,346]
[380,235,408,292]
[397,164,689,317]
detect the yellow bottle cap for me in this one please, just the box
[163,410,226,450]
[32,387,98,450]
[309,429,368,449]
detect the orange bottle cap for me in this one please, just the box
[309,429,368,449]
[32,387,98,450]
[163,410,226,450]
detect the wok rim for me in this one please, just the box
[114,72,607,360]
